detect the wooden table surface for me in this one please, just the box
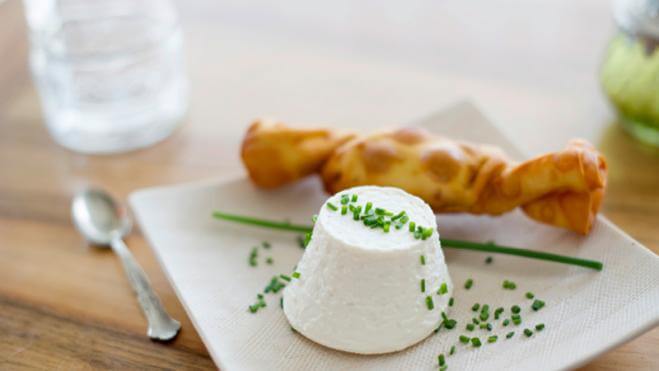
[1,0,658,369]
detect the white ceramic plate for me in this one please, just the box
[130,103,659,371]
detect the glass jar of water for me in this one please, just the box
[23,0,189,154]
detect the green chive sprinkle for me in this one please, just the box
[279,274,291,282]
[365,202,373,212]
[444,319,457,330]
[292,271,301,279]
[472,318,480,325]
[466,323,475,331]
[471,337,482,347]
[438,354,446,367]
[392,211,406,220]
[479,323,488,330]
[488,335,498,343]
[340,195,349,205]
[249,247,258,267]
[262,241,271,249]
[481,304,490,313]
[420,279,426,293]
[441,312,449,322]
[409,221,416,232]
[459,335,470,343]
[426,296,434,310]
[296,235,306,249]
[526,292,535,299]
[511,314,521,320]
[351,194,358,202]
[266,257,273,265]
[535,323,545,331]
[494,307,504,320]
[524,328,533,337]
[479,312,489,322]
[420,255,426,265]
[449,297,454,307]
[532,299,545,311]
[464,278,474,289]
[438,282,448,295]
[449,345,456,356]
[341,205,347,215]
[506,331,515,339]
[383,222,391,233]
[327,202,338,211]
[511,305,521,314]
[472,303,480,312]
[502,319,510,327]
[513,317,522,326]
[503,280,517,290]
[485,256,493,264]
[421,227,433,240]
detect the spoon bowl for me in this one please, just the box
[72,188,132,246]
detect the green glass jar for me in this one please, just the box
[601,0,659,147]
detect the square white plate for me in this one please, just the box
[131,103,659,371]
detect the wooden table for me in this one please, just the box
[1,0,657,369]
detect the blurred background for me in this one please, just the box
[0,0,657,369]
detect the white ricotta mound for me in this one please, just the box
[283,186,452,354]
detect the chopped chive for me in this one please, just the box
[535,323,545,331]
[526,292,535,299]
[327,202,338,211]
[302,232,312,248]
[486,323,493,331]
[511,314,521,320]
[351,194,358,202]
[524,328,533,337]
[420,279,426,293]
[511,305,521,314]
[503,280,517,290]
[464,278,474,289]
[266,257,274,265]
[502,319,510,327]
[506,331,515,339]
[296,235,306,249]
[472,303,480,312]
[444,319,457,330]
[512,317,522,326]
[279,274,291,282]
[438,354,446,367]
[409,221,416,232]
[487,335,498,343]
[292,271,301,279]
[383,222,391,233]
[420,255,426,265]
[472,318,480,325]
[471,337,482,347]
[466,323,475,331]
[365,202,373,213]
[311,214,318,223]
[494,307,504,320]
[532,299,545,311]
[421,227,433,240]
[262,241,271,249]
[374,207,386,215]
[481,304,490,313]
[341,205,347,215]
[392,211,406,221]
[449,345,456,356]
[479,323,487,330]
[449,297,454,307]
[485,256,493,264]
[400,215,409,224]
[438,282,448,295]
[459,335,470,343]
[426,296,435,310]
[441,311,449,322]
[249,246,258,267]
[340,195,349,205]
[479,312,489,321]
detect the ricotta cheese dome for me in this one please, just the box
[283,186,452,354]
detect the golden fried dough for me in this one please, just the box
[241,123,607,234]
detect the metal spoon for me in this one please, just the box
[71,188,181,341]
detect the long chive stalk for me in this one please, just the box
[212,211,603,271]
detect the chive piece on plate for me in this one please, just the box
[471,337,482,347]
[449,345,456,356]
[459,335,470,343]
[438,354,446,367]
[526,292,535,299]
[524,328,533,337]
[465,278,474,290]
[488,335,498,343]
[511,305,521,314]
[292,271,301,279]
[420,255,426,265]
[502,319,510,327]
[506,331,515,339]
[449,297,454,307]
[438,282,448,295]
[420,279,426,293]
[466,323,475,331]
[327,202,338,211]
[485,256,493,264]
[532,299,545,311]
[426,296,434,310]
[472,303,480,312]
[262,241,271,249]
[279,274,291,282]
[266,257,273,265]
[535,323,545,331]
[351,194,358,202]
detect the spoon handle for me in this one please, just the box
[111,236,181,341]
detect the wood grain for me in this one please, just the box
[1,0,657,369]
